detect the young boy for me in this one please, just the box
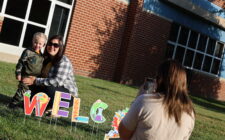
[8,32,47,108]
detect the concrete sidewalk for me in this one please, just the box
[0,52,19,64]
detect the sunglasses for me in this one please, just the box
[47,42,60,48]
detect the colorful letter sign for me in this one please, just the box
[71,98,89,123]
[23,91,110,127]
[52,91,71,117]
[90,99,108,123]
[24,91,50,117]
[104,108,129,139]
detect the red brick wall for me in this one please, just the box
[65,0,129,80]
[189,71,225,101]
[65,0,225,101]
[217,79,225,100]
[120,10,171,85]
[65,0,171,84]
[114,0,142,82]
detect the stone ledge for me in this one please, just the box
[0,52,19,64]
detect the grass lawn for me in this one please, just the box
[0,61,225,140]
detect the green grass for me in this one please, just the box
[0,61,225,140]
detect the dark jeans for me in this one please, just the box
[29,85,73,109]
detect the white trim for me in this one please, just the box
[3,14,27,23]
[54,0,73,8]
[45,1,55,36]
[3,14,47,28]
[63,0,75,42]
[1,0,7,13]
[0,43,24,56]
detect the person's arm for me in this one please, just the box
[118,96,143,140]
[35,57,73,87]
[184,112,195,140]
[22,76,36,85]
[119,121,134,140]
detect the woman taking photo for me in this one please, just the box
[23,35,78,110]
[119,59,195,140]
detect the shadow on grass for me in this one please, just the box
[191,95,225,114]
[198,113,225,123]
[52,118,110,136]
[91,85,135,98]
[0,93,12,105]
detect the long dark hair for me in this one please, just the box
[155,59,194,126]
[44,35,65,65]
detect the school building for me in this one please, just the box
[0,0,225,100]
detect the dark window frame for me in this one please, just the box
[167,23,225,76]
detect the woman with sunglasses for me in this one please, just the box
[23,35,78,112]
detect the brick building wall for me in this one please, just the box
[65,0,129,80]
[122,0,225,100]
[65,0,225,100]
[118,1,171,85]
[120,12,171,85]
[65,0,171,84]
[218,79,225,100]
[188,71,225,101]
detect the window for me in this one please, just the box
[22,24,45,48]
[5,0,29,18]
[0,0,3,12]
[0,0,74,50]
[184,49,194,67]
[169,23,179,42]
[178,26,189,46]
[49,5,69,37]
[167,23,225,76]
[215,42,224,58]
[197,34,207,52]
[0,18,23,46]
[207,38,216,55]
[174,46,185,63]
[188,31,198,49]
[193,53,203,69]
[211,59,221,74]
[165,43,174,59]
[29,0,51,25]
[202,56,212,72]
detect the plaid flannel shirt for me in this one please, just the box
[35,55,78,97]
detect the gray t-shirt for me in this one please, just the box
[122,94,195,140]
